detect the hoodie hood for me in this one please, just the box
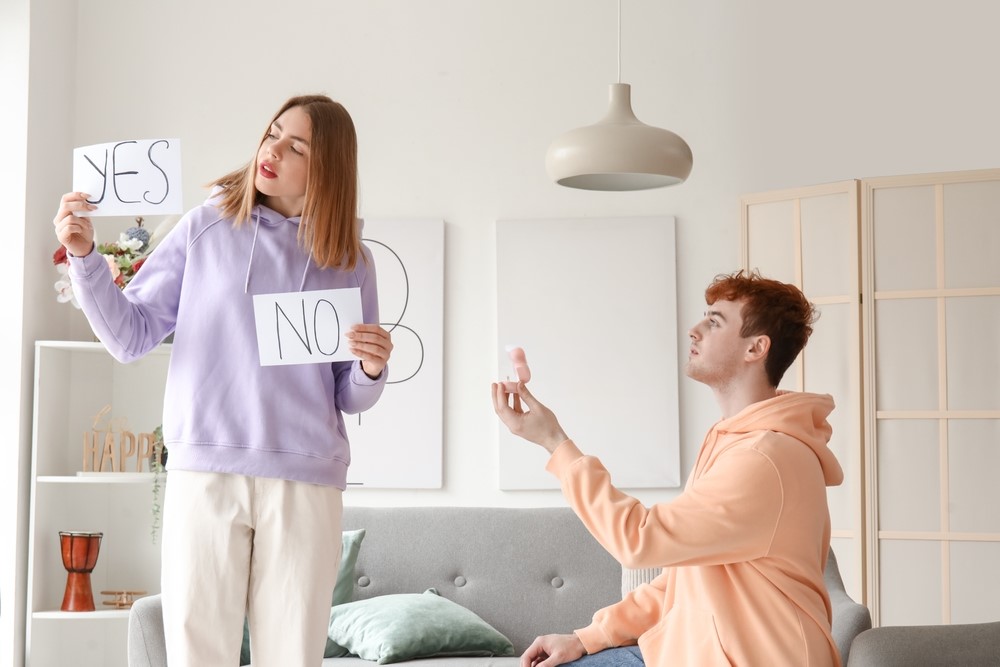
[204,189,366,294]
[244,203,309,294]
[203,186,308,294]
[251,202,302,228]
[716,391,843,486]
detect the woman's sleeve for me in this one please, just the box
[333,244,387,414]
[69,220,187,363]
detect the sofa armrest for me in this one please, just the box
[128,594,168,667]
[830,593,871,665]
[824,549,872,665]
[847,621,1000,667]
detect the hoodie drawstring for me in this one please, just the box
[244,208,312,293]
[244,210,262,294]
[299,254,310,291]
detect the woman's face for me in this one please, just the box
[255,105,312,218]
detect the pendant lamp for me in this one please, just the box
[545,1,693,191]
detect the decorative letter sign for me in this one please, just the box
[81,405,157,473]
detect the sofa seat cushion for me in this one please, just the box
[321,659,521,667]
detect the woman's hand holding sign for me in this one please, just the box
[54,192,97,258]
[348,324,393,379]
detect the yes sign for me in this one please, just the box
[72,138,184,217]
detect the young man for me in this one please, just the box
[493,270,844,667]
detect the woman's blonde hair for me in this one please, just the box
[210,94,361,270]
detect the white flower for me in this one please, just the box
[118,233,146,252]
[54,274,81,308]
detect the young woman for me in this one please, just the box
[54,94,392,666]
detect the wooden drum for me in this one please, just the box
[58,531,103,612]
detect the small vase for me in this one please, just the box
[59,531,103,611]
[149,444,168,469]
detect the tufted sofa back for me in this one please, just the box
[341,506,622,655]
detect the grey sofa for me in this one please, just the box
[129,506,869,666]
[847,621,1000,666]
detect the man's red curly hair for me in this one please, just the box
[705,269,819,387]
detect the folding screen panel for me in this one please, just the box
[741,181,865,602]
[743,168,1000,627]
[862,169,1000,625]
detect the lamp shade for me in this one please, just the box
[546,83,693,191]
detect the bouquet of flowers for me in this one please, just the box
[53,218,161,308]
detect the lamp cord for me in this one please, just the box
[617,0,621,83]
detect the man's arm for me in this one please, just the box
[494,383,674,659]
[494,381,783,569]
[549,439,781,569]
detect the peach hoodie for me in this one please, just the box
[546,391,844,667]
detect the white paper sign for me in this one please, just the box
[72,138,184,217]
[252,288,363,366]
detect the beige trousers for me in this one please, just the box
[161,470,343,667]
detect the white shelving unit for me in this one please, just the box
[26,341,170,667]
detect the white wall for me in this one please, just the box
[13,0,1000,624]
[14,0,998,485]
[0,1,30,662]
[25,0,1000,507]
[3,0,82,662]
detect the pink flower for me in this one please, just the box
[103,254,122,281]
[53,246,69,266]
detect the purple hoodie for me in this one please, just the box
[68,193,386,488]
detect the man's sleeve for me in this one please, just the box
[546,439,783,570]
[575,570,670,653]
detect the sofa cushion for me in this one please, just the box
[327,588,515,664]
[241,529,366,664]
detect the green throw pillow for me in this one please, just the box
[240,528,366,664]
[327,588,514,664]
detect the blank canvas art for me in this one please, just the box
[496,217,680,490]
[344,218,444,488]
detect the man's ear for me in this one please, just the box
[746,335,770,362]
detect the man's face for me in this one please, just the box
[685,299,752,387]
